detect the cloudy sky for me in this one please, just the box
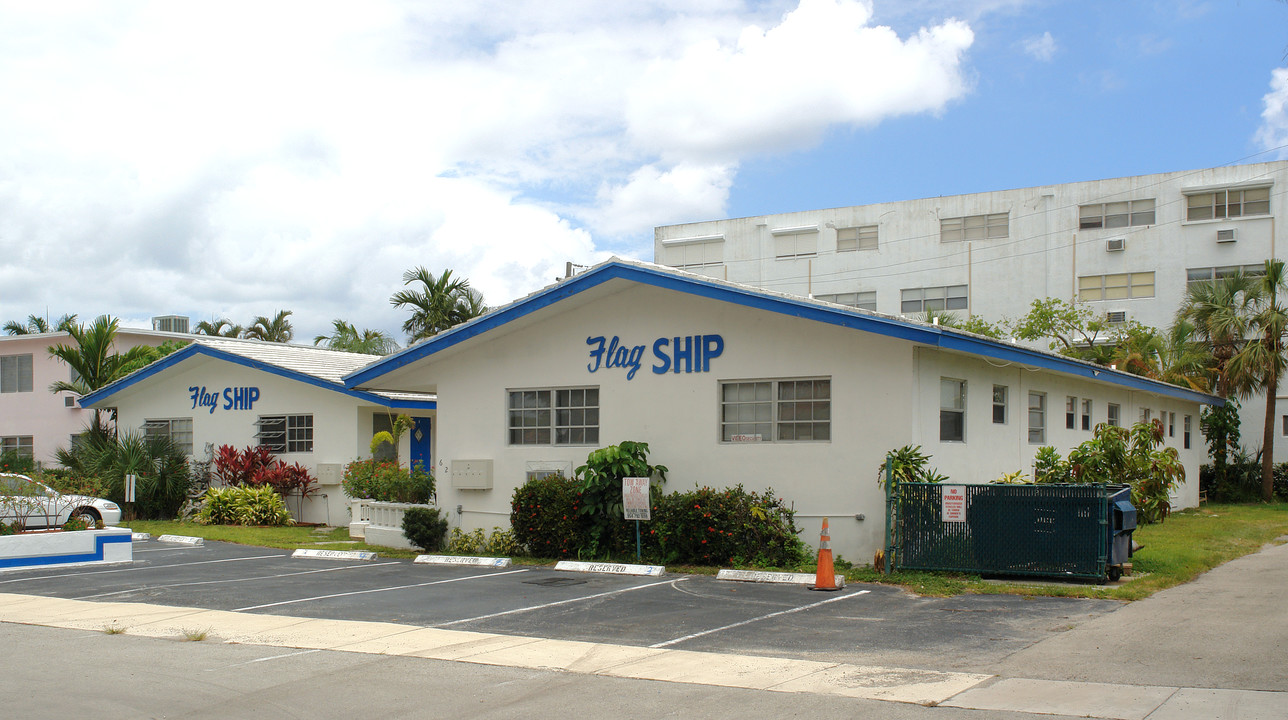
[2,0,1287,345]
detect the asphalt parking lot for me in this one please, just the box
[0,537,1122,670]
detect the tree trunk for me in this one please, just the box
[1263,369,1279,503]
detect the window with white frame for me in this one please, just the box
[720,378,830,442]
[1078,272,1155,301]
[1079,199,1156,229]
[1185,186,1270,221]
[992,385,1007,424]
[1028,392,1046,444]
[1141,408,1152,423]
[142,417,194,456]
[1082,399,1093,431]
[1066,396,1077,430]
[837,225,878,252]
[0,435,33,458]
[940,378,966,442]
[901,285,968,314]
[0,354,34,393]
[665,239,724,271]
[941,212,1008,242]
[1108,403,1121,427]
[814,291,877,311]
[1168,412,1176,438]
[1184,415,1192,449]
[508,387,600,446]
[1186,265,1266,289]
[256,414,313,453]
[774,230,818,259]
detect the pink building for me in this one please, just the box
[0,327,191,467]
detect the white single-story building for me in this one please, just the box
[79,337,436,526]
[343,259,1219,562]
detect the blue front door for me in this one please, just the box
[409,417,431,471]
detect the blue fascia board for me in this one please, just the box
[80,344,436,411]
[344,260,1222,407]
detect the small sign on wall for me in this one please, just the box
[941,485,966,522]
[622,477,651,520]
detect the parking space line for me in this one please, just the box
[649,589,871,648]
[232,568,531,611]
[433,578,680,628]
[205,649,321,671]
[0,554,287,584]
[74,562,402,600]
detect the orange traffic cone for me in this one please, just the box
[809,517,843,591]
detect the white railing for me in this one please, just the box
[359,500,435,550]
[348,498,373,539]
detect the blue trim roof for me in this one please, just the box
[79,343,436,410]
[343,259,1221,407]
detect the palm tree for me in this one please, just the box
[1226,259,1288,502]
[194,318,244,337]
[390,267,487,343]
[244,310,294,343]
[47,315,157,437]
[313,319,399,355]
[4,313,77,335]
[1178,272,1262,398]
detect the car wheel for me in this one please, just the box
[71,508,101,529]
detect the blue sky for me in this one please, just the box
[1,1,1286,344]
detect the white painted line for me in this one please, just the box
[74,562,402,600]
[156,535,204,546]
[291,549,378,561]
[717,569,840,586]
[205,649,322,671]
[650,589,871,648]
[434,578,679,628]
[554,560,664,576]
[0,553,286,584]
[232,568,531,612]
[415,555,511,568]
[130,532,151,541]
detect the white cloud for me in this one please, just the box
[1256,67,1288,158]
[1022,31,1056,61]
[0,1,975,340]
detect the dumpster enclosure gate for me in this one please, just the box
[885,482,1113,581]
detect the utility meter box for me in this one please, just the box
[451,459,494,490]
[315,463,343,485]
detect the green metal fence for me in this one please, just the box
[885,481,1111,580]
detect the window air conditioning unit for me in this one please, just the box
[1216,228,1237,243]
[64,396,76,408]
[1106,238,1125,252]
[1106,311,1127,324]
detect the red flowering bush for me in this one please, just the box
[648,485,807,567]
[509,473,590,558]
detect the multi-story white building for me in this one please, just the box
[655,160,1288,455]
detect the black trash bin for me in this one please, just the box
[1106,485,1137,581]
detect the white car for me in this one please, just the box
[0,472,122,529]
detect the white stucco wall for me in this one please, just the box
[411,281,1207,563]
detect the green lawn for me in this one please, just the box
[124,502,1288,601]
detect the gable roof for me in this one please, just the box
[79,336,435,410]
[344,258,1221,406]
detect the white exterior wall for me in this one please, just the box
[0,329,188,467]
[105,356,434,526]
[656,161,1287,461]
[419,283,1206,563]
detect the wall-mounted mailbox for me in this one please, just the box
[451,459,494,490]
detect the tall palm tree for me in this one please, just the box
[47,315,156,436]
[390,267,487,343]
[194,318,244,337]
[313,319,399,355]
[244,310,294,343]
[1226,259,1288,502]
[1178,272,1262,398]
[4,313,77,335]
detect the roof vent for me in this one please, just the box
[1216,228,1237,243]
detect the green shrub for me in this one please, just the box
[342,460,434,503]
[649,485,808,567]
[62,515,92,532]
[402,507,449,551]
[197,486,293,526]
[0,449,35,475]
[510,472,589,558]
[482,527,521,556]
[446,527,486,554]
[53,430,191,520]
